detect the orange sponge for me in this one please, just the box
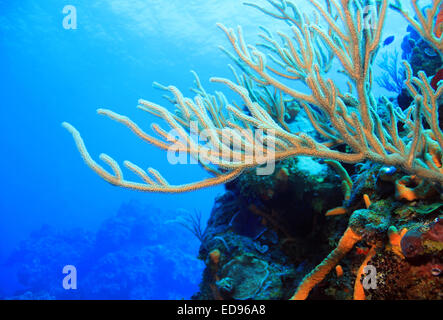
[291,227,362,300]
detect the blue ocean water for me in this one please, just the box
[0,0,410,299]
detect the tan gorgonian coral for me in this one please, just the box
[63,0,443,194]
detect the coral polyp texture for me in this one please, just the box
[63,0,443,300]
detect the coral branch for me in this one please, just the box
[63,0,443,194]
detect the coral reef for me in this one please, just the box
[194,158,442,300]
[60,0,442,300]
[2,202,203,300]
[192,158,347,300]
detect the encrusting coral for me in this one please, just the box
[62,0,443,300]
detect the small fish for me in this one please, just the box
[383,35,395,46]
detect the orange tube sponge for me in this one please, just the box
[335,265,344,278]
[395,176,438,201]
[353,245,377,300]
[395,176,420,201]
[291,227,362,300]
[363,194,372,209]
[388,226,408,258]
[209,249,221,265]
[325,206,348,216]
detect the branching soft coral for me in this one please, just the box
[63,0,443,192]
[61,0,443,301]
